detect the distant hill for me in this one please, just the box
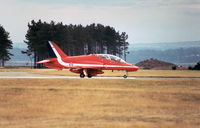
[12,42,27,49]
[129,41,200,51]
[127,41,200,66]
[6,47,31,66]
[136,58,176,70]
[5,42,33,66]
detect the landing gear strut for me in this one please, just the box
[123,71,128,79]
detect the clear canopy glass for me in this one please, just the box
[97,54,126,63]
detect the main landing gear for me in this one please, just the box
[87,74,92,78]
[80,73,85,78]
[80,72,92,78]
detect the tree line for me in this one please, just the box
[0,25,13,66]
[23,20,129,68]
[188,62,200,70]
[0,21,129,67]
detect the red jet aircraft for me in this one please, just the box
[37,41,139,78]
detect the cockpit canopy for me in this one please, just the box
[97,54,126,63]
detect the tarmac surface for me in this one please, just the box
[0,71,200,79]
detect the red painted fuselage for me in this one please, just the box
[37,41,139,78]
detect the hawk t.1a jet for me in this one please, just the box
[37,41,139,78]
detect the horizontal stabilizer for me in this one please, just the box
[37,59,51,64]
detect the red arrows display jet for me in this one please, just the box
[37,41,139,78]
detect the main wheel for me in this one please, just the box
[80,73,85,78]
[123,75,127,79]
[88,74,92,78]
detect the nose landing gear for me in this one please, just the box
[123,71,128,78]
[123,75,127,78]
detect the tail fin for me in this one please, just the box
[48,41,67,58]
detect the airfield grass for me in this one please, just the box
[0,79,199,128]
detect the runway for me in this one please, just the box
[0,71,200,79]
[0,71,135,79]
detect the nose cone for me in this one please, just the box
[132,65,139,71]
[126,63,139,71]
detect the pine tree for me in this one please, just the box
[193,62,200,70]
[120,32,129,61]
[0,25,13,66]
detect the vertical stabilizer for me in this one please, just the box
[48,41,68,58]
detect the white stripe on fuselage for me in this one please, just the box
[49,41,134,69]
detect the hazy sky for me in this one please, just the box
[0,0,200,44]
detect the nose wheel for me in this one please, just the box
[123,71,128,78]
[123,75,127,78]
